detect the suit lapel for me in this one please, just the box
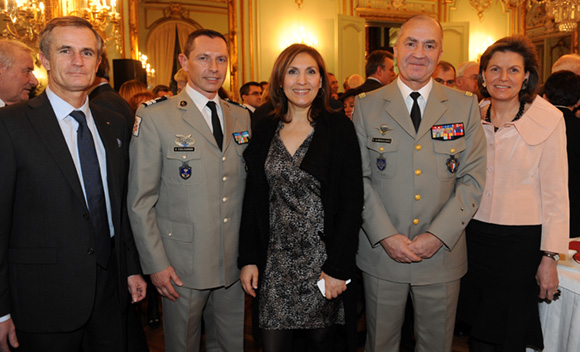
[177,92,221,150]
[26,93,87,211]
[383,84,416,137]
[418,84,447,139]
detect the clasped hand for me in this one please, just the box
[380,232,443,263]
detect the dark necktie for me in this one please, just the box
[410,92,421,132]
[69,110,111,268]
[206,101,223,150]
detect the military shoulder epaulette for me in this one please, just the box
[225,99,246,109]
[465,91,473,97]
[358,92,367,98]
[141,95,168,107]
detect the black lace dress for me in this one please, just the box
[259,122,345,330]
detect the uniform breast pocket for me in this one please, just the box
[433,138,466,180]
[367,137,399,179]
[233,142,248,180]
[165,149,203,185]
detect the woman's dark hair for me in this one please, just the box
[268,44,331,123]
[478,35,539,104]
[544,70,580,107]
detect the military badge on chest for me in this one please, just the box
[446,155,459,173]
[375,123,390,171]
[175,134,195,180]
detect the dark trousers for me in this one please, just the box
[15,255,125,352]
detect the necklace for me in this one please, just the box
[485,100,525,132]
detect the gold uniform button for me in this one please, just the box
[222,176,228,182]
[450,148,456,153]
[222,197,228,203]
[415,145,422,151]
[379,147,385,152]
[182,155,187,160]
[415,169,422,176]
[222,156,227,161]
[413,219,419,225]
[223,218,229,224]
[415,194,421,200]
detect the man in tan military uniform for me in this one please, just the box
[127,29,250,352]
[353,15,486,352]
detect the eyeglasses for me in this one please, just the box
[434,78,455,86]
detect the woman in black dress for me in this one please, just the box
[238,44,363,352]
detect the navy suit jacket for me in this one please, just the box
[0,92,141,332]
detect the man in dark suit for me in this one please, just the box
[353,50,395,95]
[0,16,146,352]
[89,51,135,127]
[543,70,580,238]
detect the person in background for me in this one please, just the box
[455,61,480,98]
[353,50,395,94]
[432,60,456,88]
[152,84,173,97]
[340,89,358,119]
[327,72,340,99]
[119,79,148,103]
[0,39,38,106]
[345,74,364,91]
[459,35,569,351]
[239,43,363,352]
[240,81,262,113]
[89,51,135,127]
[0,16,146,352]
[354,15,486,352]
[543,70,580,239]
[552,53,580,75]
[128,28,251,352]
[173,69,188,94]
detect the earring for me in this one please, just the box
[482,77,487,88]
[522,78,528,90]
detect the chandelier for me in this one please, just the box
[0,0,120,50]
[66,0,121,51]
[543,0,580,32]
[0,0,46,48]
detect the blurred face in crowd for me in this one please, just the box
[343,95,355,119]
[283,52,322,110]
[377,57,395,85]
[242,85,262,109]
[0,49,38,104]
[456,64,479,93]
[394,16,443,90]
[327,73,339,95]
[433,66,455,87]
[178,35,228,99]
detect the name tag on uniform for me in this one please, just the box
[431,123,464,140]
[233,131,250,144]
[174,147,195,152]
[372,138,392,143]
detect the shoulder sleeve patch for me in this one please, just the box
[132,116,142,137]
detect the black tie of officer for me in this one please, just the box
[410,92,421,132]
[206,101,223,150]
[69,110,111,268]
